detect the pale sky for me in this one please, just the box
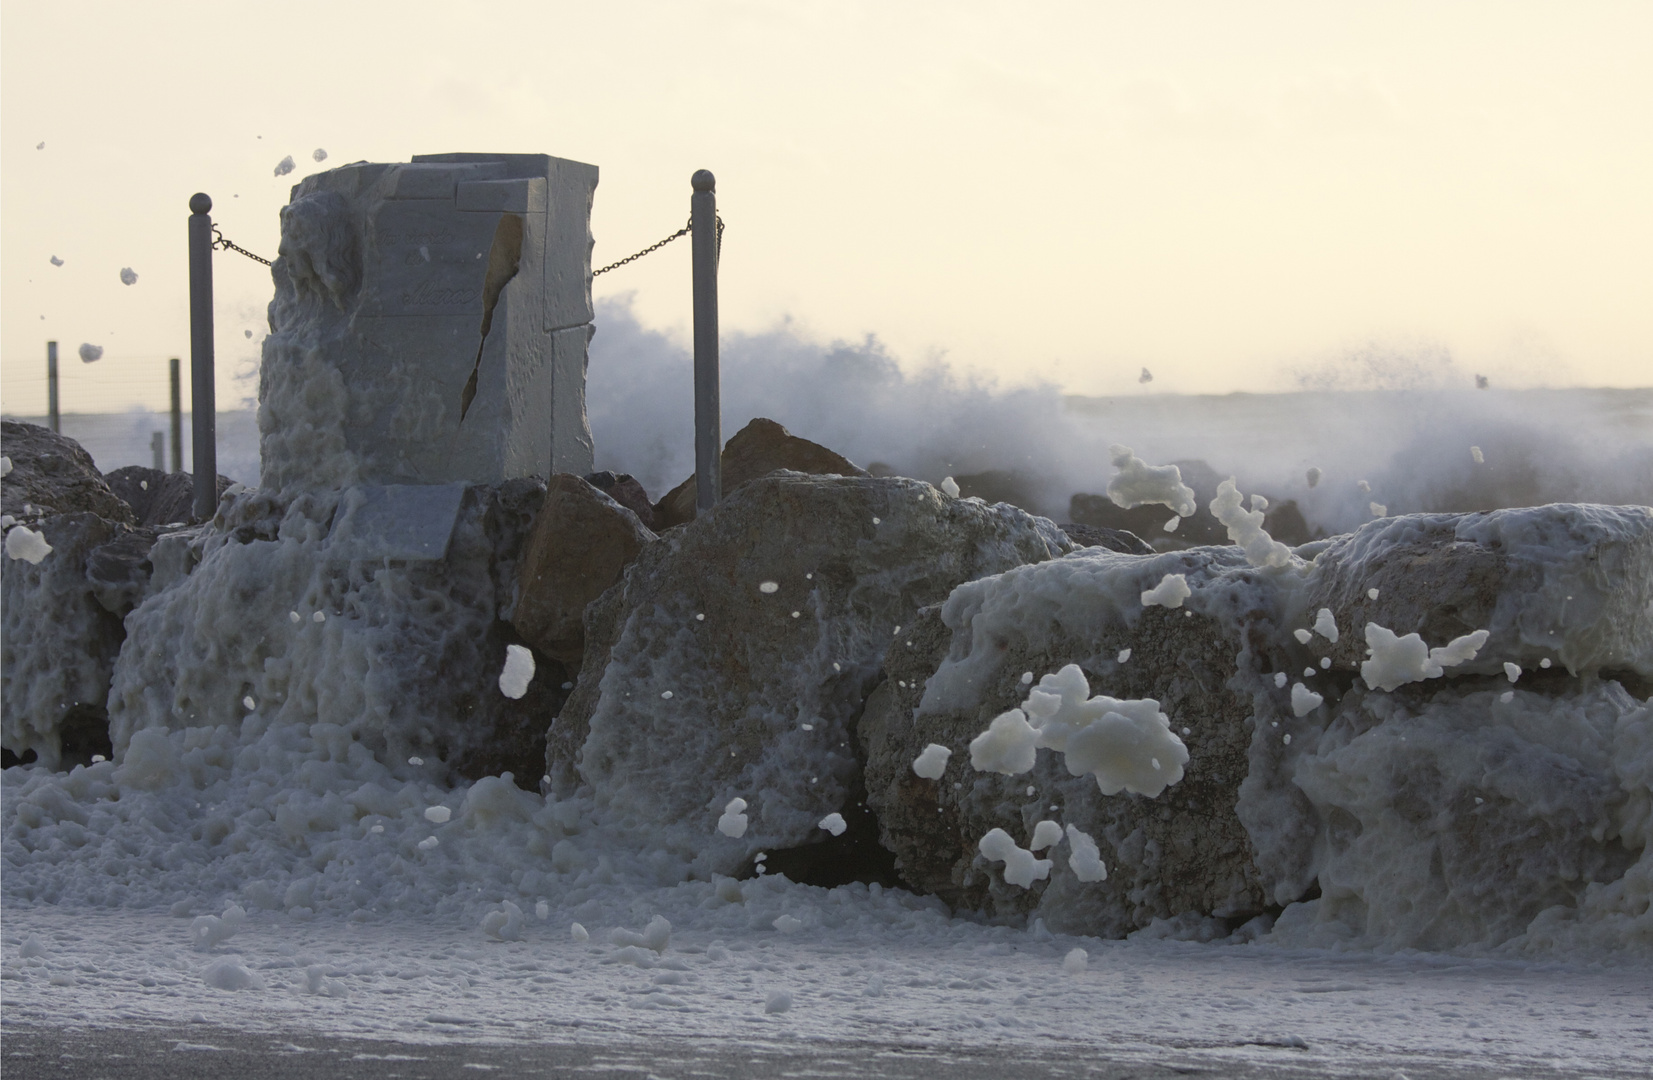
[3,0,1649,415]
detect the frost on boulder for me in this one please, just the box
[861,545,1275,933]
[105,480,563,785]
[546,471,1070,875]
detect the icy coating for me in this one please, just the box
[3,500,1651,964]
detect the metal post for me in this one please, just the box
[188,194,217,520]
[169,357,183,473]
[151,432,165,471]
[46,341,60,433]
[691,170,721,511]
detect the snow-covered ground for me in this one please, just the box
[5,891,1650,1077]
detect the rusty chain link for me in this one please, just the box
[213,214,724,276]
[593,215,724,277]
[211,227,273,266]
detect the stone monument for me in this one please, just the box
[258,152,598,494]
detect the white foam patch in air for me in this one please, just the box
[1105,445,1196,518]
[498,644,535,699]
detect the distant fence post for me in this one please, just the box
[691,170,721,511]
[188,194,217,520]
[169,357,183,473]
[151,432,165,472]
[46,341,59,433]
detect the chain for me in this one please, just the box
[212,227,273,266]
[592,215,725,277]
[210,214,723,276]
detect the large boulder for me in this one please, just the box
[652,418,867,529]
[105,478,567,788]
[857,503,1653,951]
[2,428,249,769]
[545,472,1071,876]
[860,546,1286,935]
[2,420,134,525]
[510,474,656,670]
[103,466,233,528]
[1303,505,1653,684]
[2,513,129,768]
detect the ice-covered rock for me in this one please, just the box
[545,471,1069,874]
[860,545,1276,933]
[651,417,868,530]
[1303,505,1653,681]
[103,478,565,785]
[1280,681,1652,952]
[510,473,656,669]
[1052,521,1153,555]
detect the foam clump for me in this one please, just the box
[1140,573,1191,609]
[1291,682,1324,717]
[480,900,525,941]
[1021,664,1188,797]
[1361,623,1490,692]
[717,798,749,838]
[189,903,246,952]
[818,812,846,836]
[969,710,1039,774]
[979,827,1052,888]
[1065,825,1108,882]
[940,476,960,498]
[201,958,264,991]
[1105,445,1196,518]
[1312,608,1339,643]
[4,525,52,564]
[498,644,535,699]
[611,914,671,953]
[1210,478,1294,568]
[1062,947,1088,973]
[1029,819,1063,851]
[911,743,951,779]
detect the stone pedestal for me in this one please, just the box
[259,152,598,493]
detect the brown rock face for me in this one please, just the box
[511,474,657,669]
[1,420,135,526]
[652,418,868,529]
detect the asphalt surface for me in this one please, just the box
[1,1022,1624,1080]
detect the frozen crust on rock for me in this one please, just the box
[1304,505,1653,680]
[862,545,1274,932]
[545,472,1070,877]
